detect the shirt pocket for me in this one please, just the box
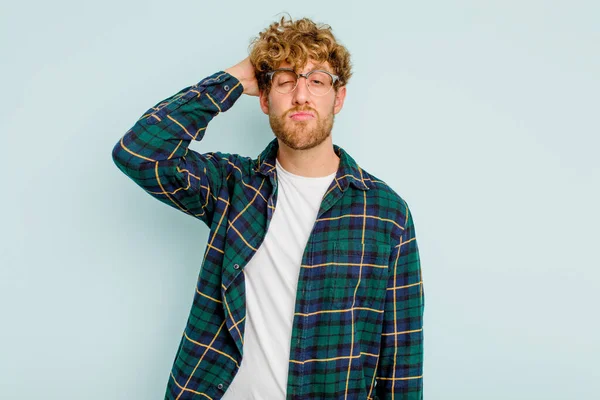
[327,241,390,309]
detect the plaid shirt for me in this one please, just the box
[112,71,424,400]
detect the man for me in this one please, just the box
[112,16,424,400]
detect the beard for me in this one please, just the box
[269,104,335,151]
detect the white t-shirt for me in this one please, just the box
[221,157,336,399]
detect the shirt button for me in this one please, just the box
[233,264,240,270]
[224,85,230,91]
[217,383,224,390]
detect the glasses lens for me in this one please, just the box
[307,71,333,95]
[272,71,298,94]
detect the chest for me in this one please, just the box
[217,173,392,309]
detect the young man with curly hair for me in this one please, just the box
[113,16,424,400]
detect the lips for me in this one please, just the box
[289,111,315,121]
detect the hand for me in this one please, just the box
[225,57,260,97]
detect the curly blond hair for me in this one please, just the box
[249,16,352,93]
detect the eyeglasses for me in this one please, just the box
[266,68,340,96]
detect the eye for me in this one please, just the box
[308,71,332,87]
[273,71,297,87]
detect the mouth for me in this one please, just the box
[289,112,315,121]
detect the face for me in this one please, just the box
[260,60,347,151]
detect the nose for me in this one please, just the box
[292,76,311,105]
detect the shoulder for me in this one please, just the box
[361,167,414,232]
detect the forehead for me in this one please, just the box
[277,59,332,73]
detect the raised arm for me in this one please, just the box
[111,58,258,227]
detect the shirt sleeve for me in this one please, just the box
[111,71,244,227]
[375,203,424,399]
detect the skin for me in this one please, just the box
[225,57,347,177]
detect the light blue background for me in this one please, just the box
[1,1,598,399]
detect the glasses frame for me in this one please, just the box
[266,68,340,96]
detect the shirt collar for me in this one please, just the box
[254,138,371,191]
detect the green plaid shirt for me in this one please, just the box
[112,71,424,399]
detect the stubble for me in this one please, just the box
[269,105,335,151]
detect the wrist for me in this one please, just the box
[224,66,244,83]
[224,64,258,96]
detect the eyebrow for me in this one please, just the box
[277,64,333,74]
[308,65,335,75]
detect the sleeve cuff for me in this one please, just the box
[195,71,244,112]
[144,71,244,125]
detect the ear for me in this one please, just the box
[333,86,347,115]
[259,90,269,115]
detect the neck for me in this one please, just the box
[276,138,340,177]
